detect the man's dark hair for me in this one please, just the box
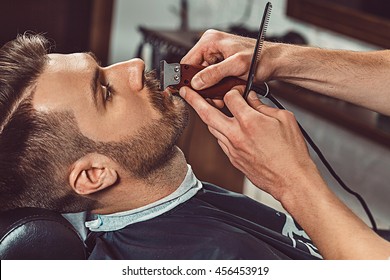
[0,34,99,212]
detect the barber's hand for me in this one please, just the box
[182,30,254,89]
[181,30,251,108]
[180,86,316,201]
[181,29,275,108]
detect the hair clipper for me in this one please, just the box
[160,60,247,99]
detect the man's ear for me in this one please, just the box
[69,153,118,195]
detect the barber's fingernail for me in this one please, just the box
[192,76,205,90]
[179,87,187,98]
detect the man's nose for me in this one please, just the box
[105,58,145,91]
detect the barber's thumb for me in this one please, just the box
[192,64,224,90]
[247,91,264,111]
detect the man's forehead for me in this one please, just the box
[47,53,95,71]
[32,52,96,113]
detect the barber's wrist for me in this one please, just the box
[255,42,285,82]
[278,163,329,213]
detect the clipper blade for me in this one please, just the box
[159,60,181,90]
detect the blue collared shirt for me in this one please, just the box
[85,165,202,232]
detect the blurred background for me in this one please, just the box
[1,0,390,230]
[110,0,383,64]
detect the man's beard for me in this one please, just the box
[100,70,189,178]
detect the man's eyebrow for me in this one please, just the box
[85,52,100,108]
[90,67,100,108]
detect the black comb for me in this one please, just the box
[243,2,272,100]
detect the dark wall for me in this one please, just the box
[0,0,113,65]
[0,0,93,53]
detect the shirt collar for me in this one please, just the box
[85,165,202,232]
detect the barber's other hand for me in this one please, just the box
[181,30,256,90]
[180,86,317,201]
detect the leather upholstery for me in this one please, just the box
[0,207,86,260]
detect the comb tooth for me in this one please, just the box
[254,3,272,62]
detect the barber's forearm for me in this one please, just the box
[280,168,390,259]
[262,43,390,115]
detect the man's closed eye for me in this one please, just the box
[102,83,113,102]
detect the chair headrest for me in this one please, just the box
[0,207,86,260]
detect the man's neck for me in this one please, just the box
[93,146,188,214]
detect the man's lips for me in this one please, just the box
[162,87,177,97]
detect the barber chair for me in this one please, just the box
[0,207,87,260]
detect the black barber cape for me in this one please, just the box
[88,183,321,259]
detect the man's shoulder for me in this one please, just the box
[190,182,287,227]
[91,214,290,259]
